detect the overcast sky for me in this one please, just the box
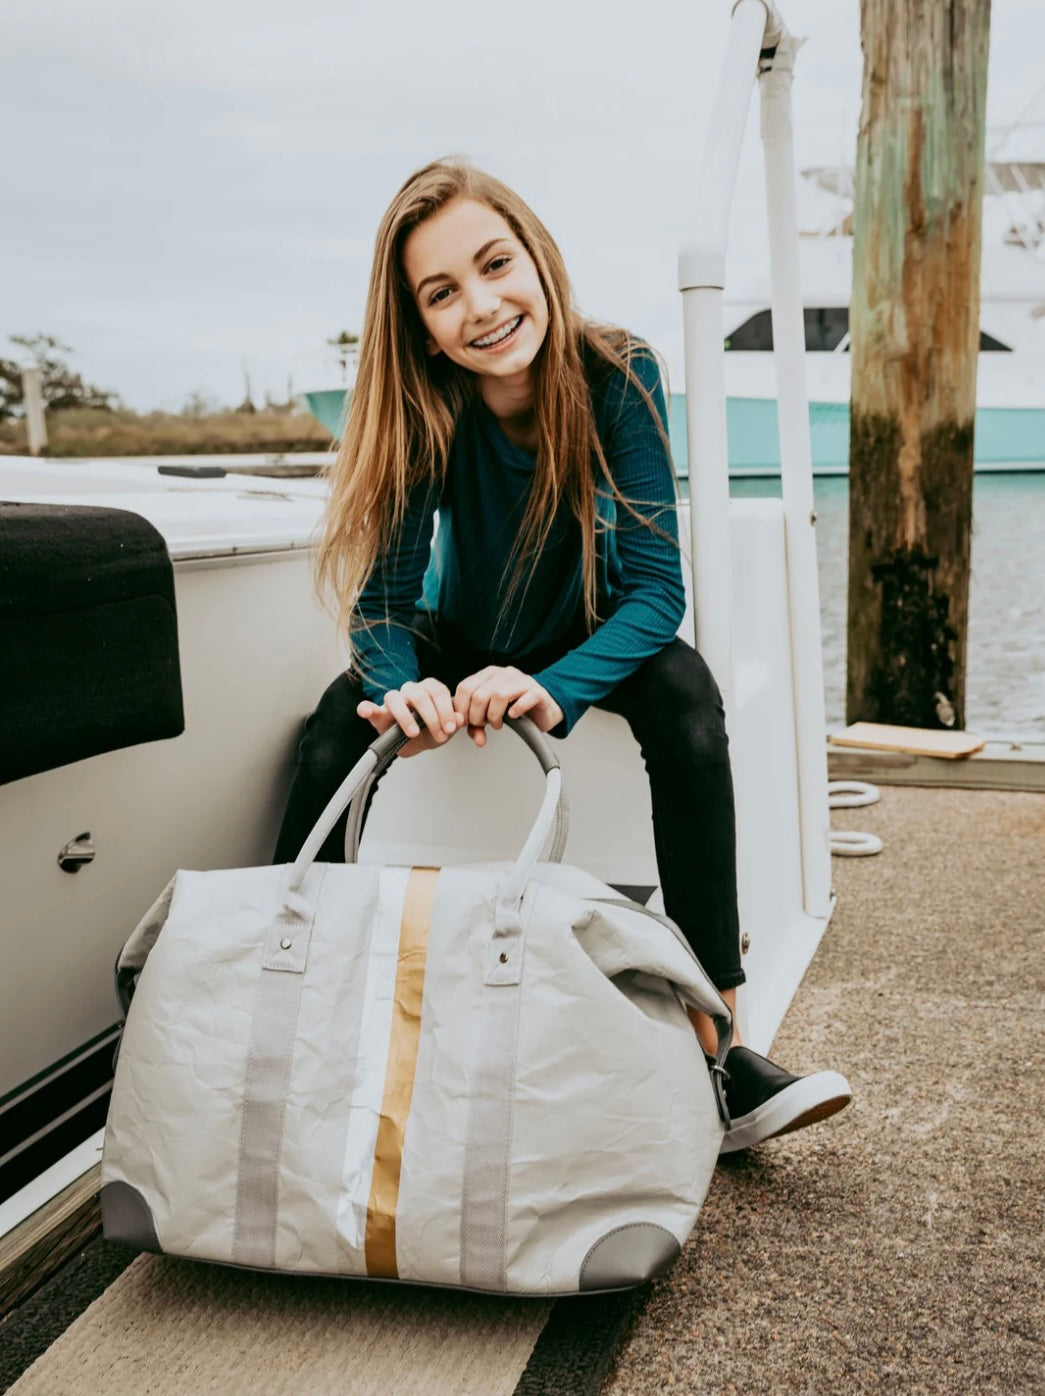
[3,0,1043,411]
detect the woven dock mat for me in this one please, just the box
[5,1252,552,1395]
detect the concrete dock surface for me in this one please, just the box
[606,785,1044,1394]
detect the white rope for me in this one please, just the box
[829,780,881,809]
[828,780,883,856]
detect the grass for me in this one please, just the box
[0,407,336,458]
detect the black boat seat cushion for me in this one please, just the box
[0,501,184,784]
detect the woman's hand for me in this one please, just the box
[357,677,464,758]
[453,667,564,747]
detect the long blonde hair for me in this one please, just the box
[316,157,675,661]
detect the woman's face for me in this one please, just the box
[402,198,549,390]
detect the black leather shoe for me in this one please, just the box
[719,1046,852,1153]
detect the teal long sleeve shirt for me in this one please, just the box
[353,341,686,735]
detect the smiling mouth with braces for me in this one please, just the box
[471,315,523,349]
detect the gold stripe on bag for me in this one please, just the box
[364,866,439,1278]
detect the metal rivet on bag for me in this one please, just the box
[499,952,509,964]
[740,933,751,954]
[280,937,293,951]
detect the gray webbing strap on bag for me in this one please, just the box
[458,890,533,1290]
[233,865,326,1266]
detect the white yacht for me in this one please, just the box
[702,161,1045,475]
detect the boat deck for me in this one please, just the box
[2,783,1042,1394]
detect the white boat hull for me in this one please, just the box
[2,562,342,1101]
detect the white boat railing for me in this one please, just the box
[681,0,831,922]
[678,0,772,725]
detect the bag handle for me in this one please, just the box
[284,717,568,925]
[343,718,568,866]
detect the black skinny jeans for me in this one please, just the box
[273,615,744,990]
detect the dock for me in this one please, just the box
[1,780,1041,1393]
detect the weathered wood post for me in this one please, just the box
[847,0,991,729]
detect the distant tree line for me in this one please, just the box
[2,329,361,421]
[0,334,120,420]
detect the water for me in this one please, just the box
[730,474,1045,738]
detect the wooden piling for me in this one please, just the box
[847,0,991,729]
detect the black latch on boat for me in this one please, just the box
[57,830,95,873]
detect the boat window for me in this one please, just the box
[724,309,1012,352]
[805,308,850,351]
[725,308,850,352]
[724,310,774,351]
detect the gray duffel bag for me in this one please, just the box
[102,716,732,1294]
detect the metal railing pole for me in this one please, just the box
[759,34,833,917]
[679,0,776,718]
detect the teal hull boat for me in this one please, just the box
[303,389,1045,478]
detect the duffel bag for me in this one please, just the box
[101,715,732,1295]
